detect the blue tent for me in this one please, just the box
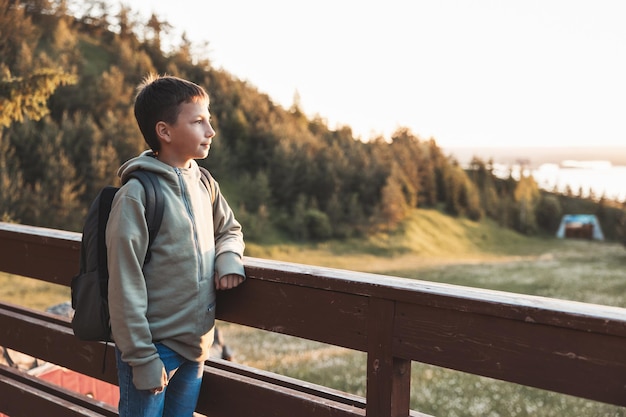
[556,214,605,240]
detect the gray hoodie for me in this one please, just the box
[106,151,245,390]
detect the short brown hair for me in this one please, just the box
[134,74,209,151]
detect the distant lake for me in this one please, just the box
[533,162,626,201]
[493,160,626,202]
[446,146,626,202]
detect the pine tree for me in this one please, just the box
[514,175,540,234]
[380,167,410,229]
[0,68,77,127]
[0,131,25,222]
[535,193,563,233]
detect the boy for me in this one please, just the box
[106,74,245,417]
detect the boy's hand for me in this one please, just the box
[149,366,168,394]
[215,274,244,290]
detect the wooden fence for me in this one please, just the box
[1,222,626,416]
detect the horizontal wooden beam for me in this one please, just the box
[198,361,366,417]
[216,277,368,351]
[0,223,80,286]
[0,365,115,417]
[0,303,383,417]
[0,304,118,385]
[394,302,626,406]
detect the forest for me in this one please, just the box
[1,0,624,243]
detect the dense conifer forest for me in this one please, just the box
[1,0,624,242]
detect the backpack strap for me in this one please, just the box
[126,170,164,264]
[96,186,119,288]
[199,166,217,205]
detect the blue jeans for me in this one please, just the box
[115,344,203,417]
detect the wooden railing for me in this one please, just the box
[1,221,626,416]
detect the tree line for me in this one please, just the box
[1,0,623,242]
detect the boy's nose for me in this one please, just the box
[206,124,216,138]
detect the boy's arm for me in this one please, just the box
[106,189,165,390]
[210,178,246,284]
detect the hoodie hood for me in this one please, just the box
[118,150,202,187]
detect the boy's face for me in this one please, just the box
[158,100,215,168]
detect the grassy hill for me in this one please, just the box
[248,207,626,307]
[246,208,557,271]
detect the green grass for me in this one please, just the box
[4,209,626,416]
[393,239,626,307]
[0,272,70,311]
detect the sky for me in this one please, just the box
[135,1,626,149]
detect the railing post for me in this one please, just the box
[391,357,411,415]
[366,297,411,417]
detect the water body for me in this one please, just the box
[531,162,626,201]
[446,147,626,202]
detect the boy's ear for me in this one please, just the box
[155,121,171,143]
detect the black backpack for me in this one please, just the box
[71,167,216,342]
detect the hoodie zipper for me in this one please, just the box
[175,168,203,281]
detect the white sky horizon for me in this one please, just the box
[129,1,626,150]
